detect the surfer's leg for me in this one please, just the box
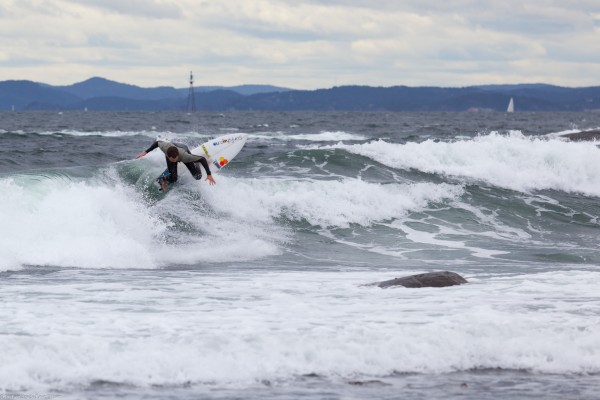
[166,158,178,183]
[184,161,203,180]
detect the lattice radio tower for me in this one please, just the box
[186,71,196,112]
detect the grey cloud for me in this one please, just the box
[1,0,598,88]
[63,0,183,19]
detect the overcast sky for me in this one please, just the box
[1,0,599,89]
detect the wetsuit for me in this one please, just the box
[144,140,211,183]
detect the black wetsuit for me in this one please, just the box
[145,141,211,183]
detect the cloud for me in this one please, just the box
[62,0,184,19]
[0,0,598,88]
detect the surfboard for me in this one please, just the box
[156,169,172,192]
[194,132,248,172]
[155,133,248,192]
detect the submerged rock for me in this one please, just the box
[348,380,390,387]
[561,130,600,142]
[374,271,467,289]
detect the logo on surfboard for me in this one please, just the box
[212,156,229,169]
[212,135,245,146]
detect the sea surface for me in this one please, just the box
[1,111,600,400]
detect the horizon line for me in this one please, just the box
[3,76,600,91]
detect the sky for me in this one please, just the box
[0,0,599,89]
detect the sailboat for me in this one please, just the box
[507,97,514,113]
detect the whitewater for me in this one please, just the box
[1,111,600,400]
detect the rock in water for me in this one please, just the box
[561,130,600,142]
[375,271,467,289]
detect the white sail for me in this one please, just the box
[507,97,514,113]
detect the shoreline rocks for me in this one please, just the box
[371,271,467,289]
[561,129,600,142]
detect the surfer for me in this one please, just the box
[135,140,216,188]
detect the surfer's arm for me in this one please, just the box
[189,154,216,185]
[197,156,212,176]
[134,141,159,159]
[144,141,160,153]
[186,154,212,175]
[200,158,216,185]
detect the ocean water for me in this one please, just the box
[1,111,600,399]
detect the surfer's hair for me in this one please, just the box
[166,146,179,159]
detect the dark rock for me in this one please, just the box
[374,271,467,289]
[562,130,600,142]
[348,380,390,387]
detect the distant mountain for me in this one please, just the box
[0,80,81,110]
[212,85,600,112]
[0,78,293,111]
[0,77,599,111]
[57,77,180,100]
[187,84,291,96]
[474,84,556,92]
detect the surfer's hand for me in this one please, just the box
[206,175,216,186]
[134,151,147,159]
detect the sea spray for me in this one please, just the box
[0,174,164,270]
[325,132,600,195]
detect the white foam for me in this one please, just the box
[0,159,461,270]
[393,222,510,259]
[0,169,283,271]
[286,131,367,141]
[252,130,366,142]
[327,132,600,196]
[0,269,598,391]
[201,176,464,228]
[0,175,165,270]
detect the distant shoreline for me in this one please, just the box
[2,77,599,112]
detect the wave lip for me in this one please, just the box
[204,176,463,228]
[328,132,600,195]
[253,130,367,142]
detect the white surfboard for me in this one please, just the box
[154,133,248,192]
[193,133,248,171]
